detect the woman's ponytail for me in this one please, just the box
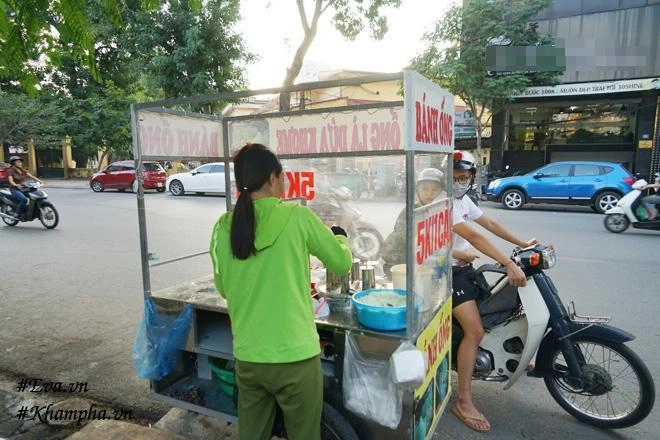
[230,143,282,260]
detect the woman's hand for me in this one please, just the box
[458,249,480,265]
[522,238,538,248]
[505,261,527,287]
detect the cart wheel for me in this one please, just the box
[321,402,359,440]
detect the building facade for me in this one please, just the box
[490,0,660,180]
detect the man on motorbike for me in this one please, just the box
[641,182,660,220]
[381,167,446,272]
[7,156,43,220]
[451,150,537,433]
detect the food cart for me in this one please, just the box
[131,71,455,439]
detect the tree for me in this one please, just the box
[279,0,401,109]
[0,0,201,92]
[1,0,253,167]
[410,0,561,178]
[127,0,254,106]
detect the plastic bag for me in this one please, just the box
[132,298,193,380]
[389,341,427,388]
[342,332,402,429]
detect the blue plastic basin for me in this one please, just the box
[351,289,407,331]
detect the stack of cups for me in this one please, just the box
[361,265,375,290]
[327,267,351,294]
[350,258,361,282]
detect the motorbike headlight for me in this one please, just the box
[541,247,556,269]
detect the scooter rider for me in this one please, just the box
[451,150,537,433]
[7,156,43,220]
[641,181,660,220]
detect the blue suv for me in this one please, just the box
[486,161,634,213]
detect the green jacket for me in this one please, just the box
[210,197,352,363]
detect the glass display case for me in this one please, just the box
[130,70,455,439]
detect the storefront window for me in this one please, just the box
[508,102,636,150]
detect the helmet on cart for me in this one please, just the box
[417,167,444,184]
[9,156,22,165]
[416,168,444,205]
[453,150,476,174]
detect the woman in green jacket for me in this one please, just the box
[210,143,352,440]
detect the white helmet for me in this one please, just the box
[453,150,477,173]
[417,168,444,184]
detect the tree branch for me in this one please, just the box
[296,0,310,33]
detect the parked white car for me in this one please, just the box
[166,162,234,196]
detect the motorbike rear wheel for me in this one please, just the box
[1,204,19,226]
[39,202,59,229]
[603,214,629,233]
[544,337,655,429]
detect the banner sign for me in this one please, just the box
[404,70,454,153]
[413,299,452,440]
[413,198,451,267]
[513,77,660,98]
[137,111,224,159]
[268,107,403,155]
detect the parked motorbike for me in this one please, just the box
[0,181,60,229]
[308,186,383,261]
[452,244,655,429]
[603,173,660,233]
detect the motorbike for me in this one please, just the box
[452,244,655,429]
[307,186,383,261]
[603,173,660,233]
[0,181,60,229]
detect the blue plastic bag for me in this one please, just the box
[132,298,193,380]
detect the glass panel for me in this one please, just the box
[195,164,213,174]
[573,164,600,176]
[144,163,163,172]
[540,164,570,177]
[509,102,636,150]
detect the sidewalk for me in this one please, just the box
[41,179,89,190]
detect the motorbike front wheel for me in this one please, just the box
[349,228,383,261]
[603,214,629,233]
[544,337,655,429]
[39,202,59,229]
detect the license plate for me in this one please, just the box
[157,182,164,187]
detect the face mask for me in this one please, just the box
[453,182,470,198]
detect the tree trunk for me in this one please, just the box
[475,119,483,195]
[280,0,324,111]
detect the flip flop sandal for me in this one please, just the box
[452,404,491,433]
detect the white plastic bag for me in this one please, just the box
[389,340,427,388]
[342,332,402,429]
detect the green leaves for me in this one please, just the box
[411,0,559,116]
[0,0,204,92]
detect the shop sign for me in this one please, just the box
[269,107,403,155]
[137,111,223,158]
[413,198,451,266]
[413,299,452,440]
[404,70,454,153]
[514,77,660,98]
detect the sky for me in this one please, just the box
[236,0,456,89]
